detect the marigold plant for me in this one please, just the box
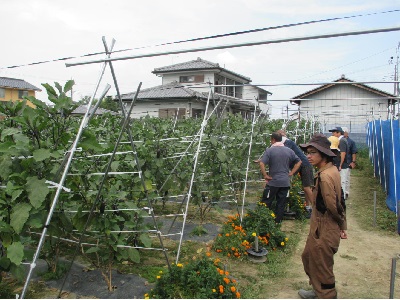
[212,203,289,258]
[212,214,250,259]
[287,175,308,219]
[149,255,240,299]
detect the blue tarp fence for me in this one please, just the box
[366,119,400,229]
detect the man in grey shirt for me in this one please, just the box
[259,132,302,223]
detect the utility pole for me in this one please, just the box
[390,43,400,119]
[396,43,400,120]
[394,43,400,96]
[286,104,289,120]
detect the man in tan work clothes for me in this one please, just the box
[298,134,347,299]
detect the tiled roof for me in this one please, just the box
[213,93,257,109]
[120,81,207,100]
[152,57,251,82]
[0,77,41,91]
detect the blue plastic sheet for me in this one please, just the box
[366,120,400,216]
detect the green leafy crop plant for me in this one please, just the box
[0,80,315,293]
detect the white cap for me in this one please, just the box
[342,127,349,133]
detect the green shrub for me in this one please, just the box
[212,203,289,260]
[148,256,241,299]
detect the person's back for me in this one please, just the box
[338,137,349,169]
[262,146,298,187]
[277,131,314,216]
[283,138,311,166]
[258,132,302,224]
[345,136,357,165]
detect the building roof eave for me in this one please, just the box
[291,76,397,105]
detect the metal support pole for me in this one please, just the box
[240,103,258,223]
[66,26,400,67]
[176,91,212,263]
[19,44,114,300]
[380,119,387,191]
[389,256,398,298]
[373,191,377,227]
[101,37,171,271]
[56,82,143,298]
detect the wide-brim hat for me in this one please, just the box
[328,126,344,135]
[300,133,337,157]
[328,135,339,150]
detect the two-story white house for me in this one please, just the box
[120,57,272,119]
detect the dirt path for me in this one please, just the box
[272,176,400,299]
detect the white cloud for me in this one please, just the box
[216,52,238,65]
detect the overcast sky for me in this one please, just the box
[1,0,400,118]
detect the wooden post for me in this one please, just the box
[373,191,377,227]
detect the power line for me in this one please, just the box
[66,26,400,67]
[2,9,399,70]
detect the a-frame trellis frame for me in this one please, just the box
[19,37,171,299]
[158,92,262,262]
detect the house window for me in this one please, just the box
[192,109,204,119]
[18,90,28,99]
[179,75,204,83]
[0,88,5,98]
[159,108,186,119]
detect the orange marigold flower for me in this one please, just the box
[236,291,241,298]
[225,233,230,237]
[219,269,224,275]
[227,253,231,257]
[219,285,224,293]
[231,247,235,251]
[223,277,230,284]
[206,252,212,257]
[231,286,236,292]
[225,271,229,276]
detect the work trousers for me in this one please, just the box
[261,185,289,223]
[340,168,350,198]
[302,213,341,299]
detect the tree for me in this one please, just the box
[77,95,119,113]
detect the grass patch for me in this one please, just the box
[228,220,306,299]
[190,225,208,236]
[39,261,69,281]
[350,150,398,233]
[340,254,357,261]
